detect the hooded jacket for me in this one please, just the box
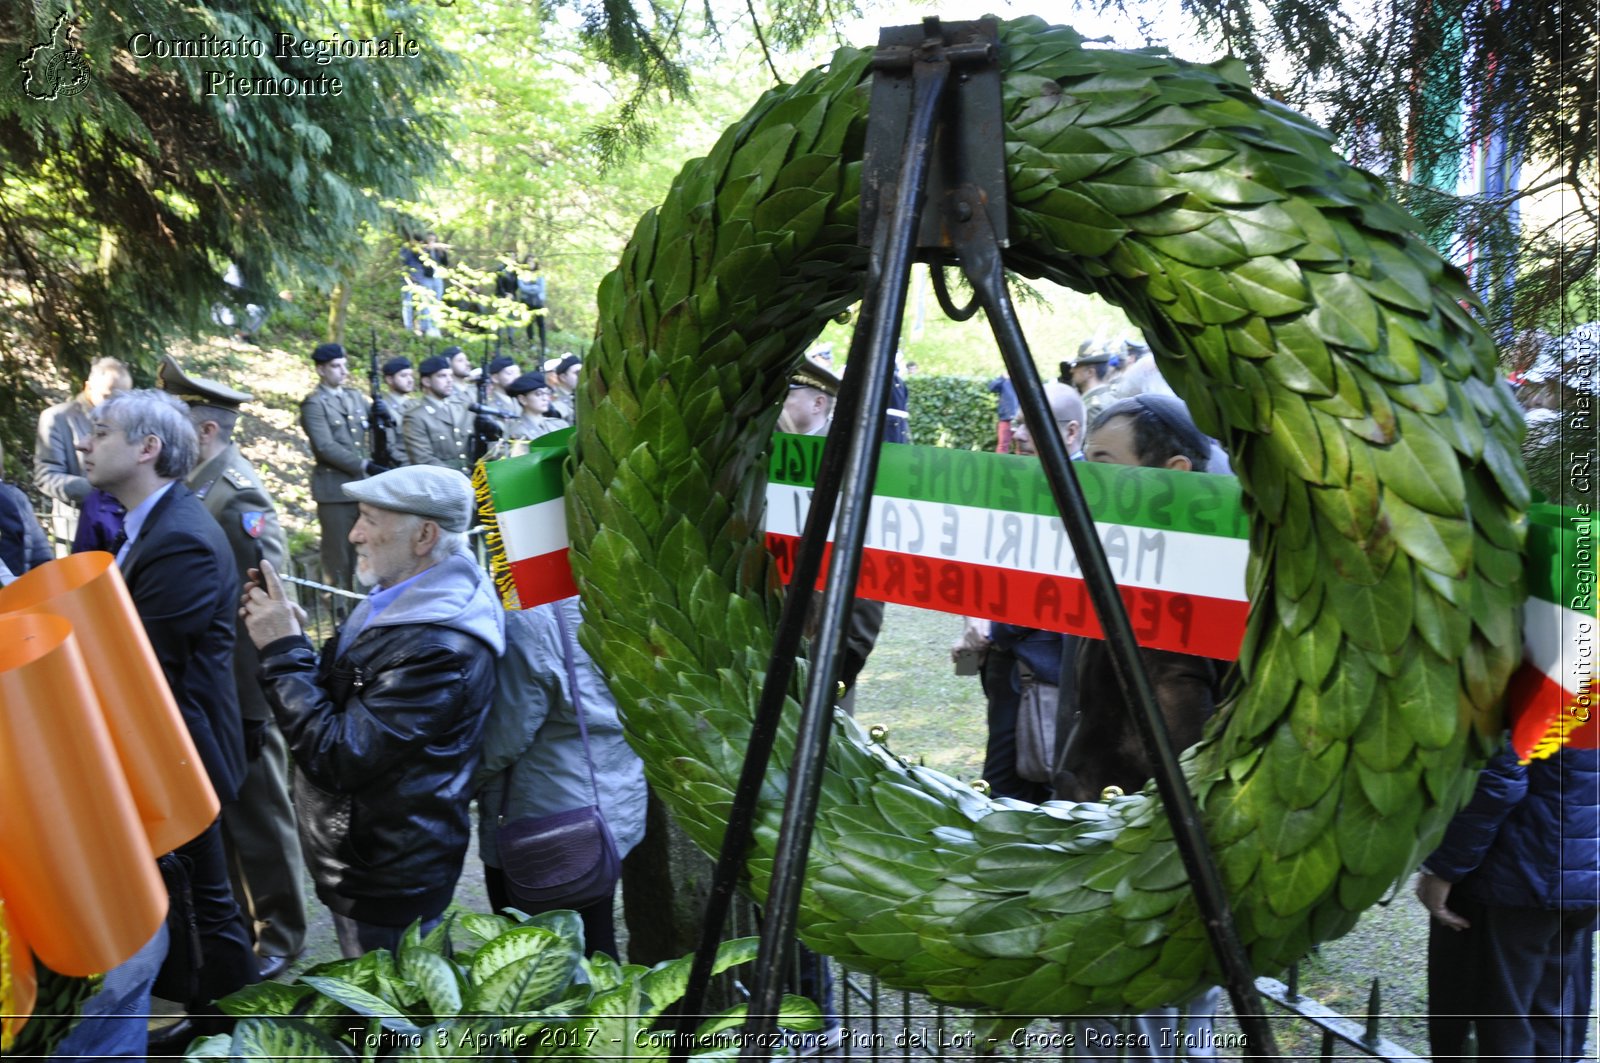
[474,597,647,867]
[1426,741,1600,911]
[259,551,506,925]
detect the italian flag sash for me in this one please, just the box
[1504,505,1598,760]
[480,432,1596,760]
[481,428,578,607]
[764,434,1250,660]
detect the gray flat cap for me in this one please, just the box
[343,465,474,532]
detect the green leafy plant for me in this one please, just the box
[183,910,819,1061]
[905,374,995,451]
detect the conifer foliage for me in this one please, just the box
[1095,0,1597,333]
[0,0,454,384]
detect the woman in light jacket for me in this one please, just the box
[475,596,647,958]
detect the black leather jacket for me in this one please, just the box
[259,621,498,925]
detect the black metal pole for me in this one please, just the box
[945,185,1280,1059]
[668,294,882,1057]
[736,52,952,1063]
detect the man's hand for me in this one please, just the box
[950,616,991,663]
[241,558,305,648]
[1414,871,1471,931]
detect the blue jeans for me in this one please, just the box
[51,923,169,1061]
[331,912,443,959]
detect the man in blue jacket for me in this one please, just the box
[1417,740,1599,1061]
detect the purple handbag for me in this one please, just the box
[495,606,622,911]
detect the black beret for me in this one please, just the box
[419,355,451,376]
[506,374,551,397]
[312,343,346,363]
[554,354,583,375]
[438,345,464,360]
[488,355,518,374]
[382,357,412,376]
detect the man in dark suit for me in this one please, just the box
[76,387,259,1047]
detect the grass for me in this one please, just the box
[851,604,1436,1058]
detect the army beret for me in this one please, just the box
[506,374,551,397]
[438,345,464,360]
[488,355,518,374]
[157,353,253,407]
[554,354,583,375]
[312,343,346,363]
[419,355,451,376]
[343,465,474,532]
[382,357,412,376]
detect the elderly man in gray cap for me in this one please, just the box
[240,465,505,957]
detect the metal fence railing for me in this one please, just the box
[251,537,1425,1061]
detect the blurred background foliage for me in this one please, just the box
[0,0,1591,495]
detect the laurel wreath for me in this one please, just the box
[567,17,1529,1012]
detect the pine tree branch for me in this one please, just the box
[744,0,782,84]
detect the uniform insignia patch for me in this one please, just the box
[223,467,253,489]
[242,511,266,539]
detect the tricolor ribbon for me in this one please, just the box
[482,429,578,608]
[482,433,1596,759]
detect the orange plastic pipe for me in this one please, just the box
[0,614,166,976]
[1,899,35,1052]
[0,553,217,856]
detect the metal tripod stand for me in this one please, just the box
[670,18,1282,1061]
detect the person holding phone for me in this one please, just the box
[241,466,505,958]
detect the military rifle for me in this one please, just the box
[367,328,396,470]
[471,339,502,462]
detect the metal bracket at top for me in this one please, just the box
[859,17,1008,253]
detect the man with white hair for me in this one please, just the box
[241,465,505,957]
[74,387,259,1049]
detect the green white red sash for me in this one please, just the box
[481,432,1595,758]
[482,429,577,606]
[1504,504,1598,760]
[765,434,1250,659]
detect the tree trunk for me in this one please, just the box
[621,794,716,967]
[327,278,354,345]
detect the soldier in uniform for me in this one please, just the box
[158,354,308,980]
[300,342,373,591]
[444,345,477,408]
[378,357,416,466]
[405,354,474,472]
[485,354,521,418]
[545,353,581,424]
[504,374,567,440]
[1064,342,1117,426]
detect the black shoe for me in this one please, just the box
[146,1018,197,1057]
[257,953,295,980]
